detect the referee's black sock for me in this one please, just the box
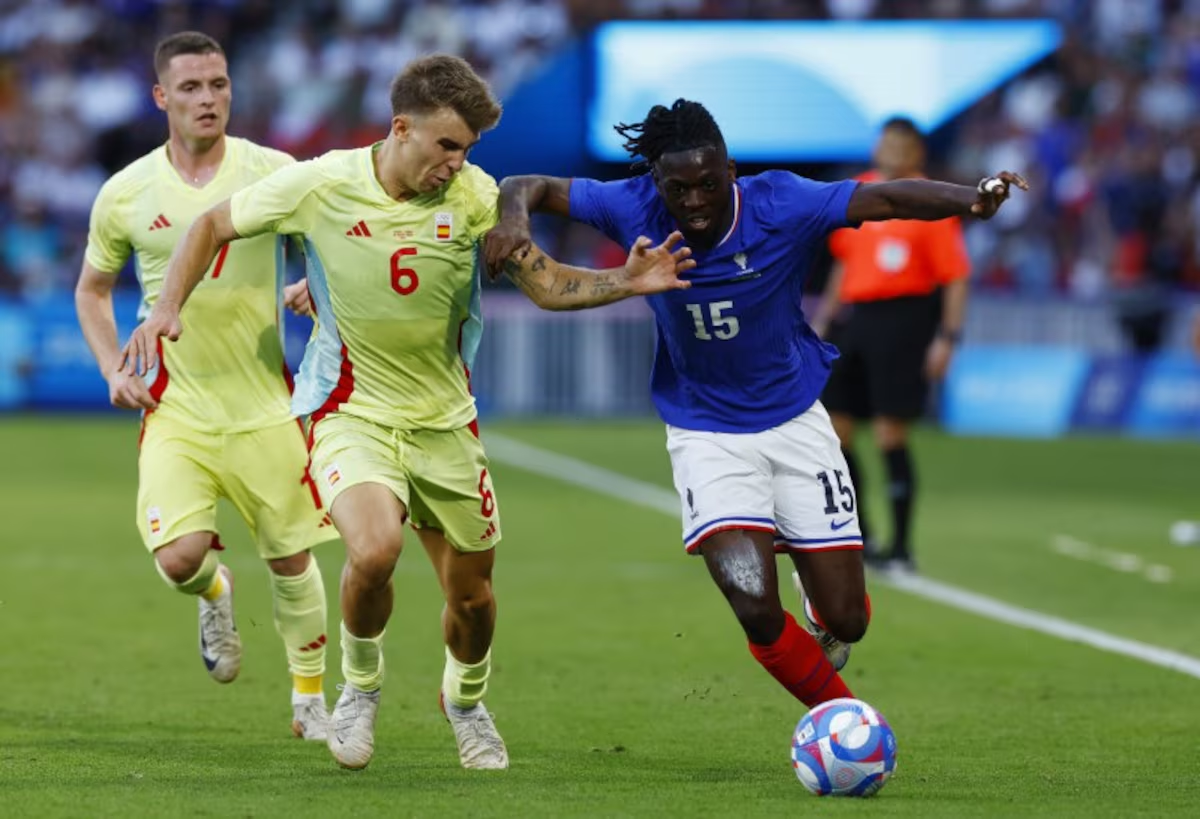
[841,447,871,546]
[883,446,915,561]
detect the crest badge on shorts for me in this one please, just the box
[434,212,453,241]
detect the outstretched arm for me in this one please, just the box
[484,175,572,275]
[121,199,242,375]
[847,172,1028,224]
[503,233,694,311]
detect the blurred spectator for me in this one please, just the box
[0,0,1198,353]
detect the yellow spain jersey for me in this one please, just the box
[85,136,296,433]
[229,145,498,431]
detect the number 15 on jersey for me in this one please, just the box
[686,300,740,341]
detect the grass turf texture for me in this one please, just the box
[2,417,1198,817]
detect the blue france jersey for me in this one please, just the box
[569,171,859,433]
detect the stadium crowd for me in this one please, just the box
[2,0,1199,336]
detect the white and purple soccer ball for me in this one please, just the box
[791,697,897,797]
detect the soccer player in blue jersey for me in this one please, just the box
[486,99,1025,709]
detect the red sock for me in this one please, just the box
[749,612,853,708]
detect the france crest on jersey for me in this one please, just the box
[568,171,860,433]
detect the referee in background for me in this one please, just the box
[810,117,971,575]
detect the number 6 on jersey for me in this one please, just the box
[686,300,739,340]
[390,247,420,295]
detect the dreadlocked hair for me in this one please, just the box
[614,99,726,172]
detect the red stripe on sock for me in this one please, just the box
[748,612,853,708]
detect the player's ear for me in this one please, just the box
[392,114,411,142]
[727,158,737,180]
[152,83,167,112]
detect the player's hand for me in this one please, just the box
[120,303,183,377]
[625,232,695,295]
[971,171,1028,219]
[284,279,313,316]
[484,217,533,280]
[924,336,955,381]
[106,367,157,411]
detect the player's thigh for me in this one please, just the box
[309,413,410,516]
[821,317,872,420]
[860,297,937,420]
[405,425,500,554]
[665,425,775,554]
[416,526,495,603]
[221,420,337,560]
[137,416,221,551]
[767,403,864,552]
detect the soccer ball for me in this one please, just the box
[791,697,897,797]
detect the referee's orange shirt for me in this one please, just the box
[829,173,970,304]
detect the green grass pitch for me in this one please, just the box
[2,417,1199,817]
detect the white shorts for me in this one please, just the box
[666,402,863,554]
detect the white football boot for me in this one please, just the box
[327,683,380,769]
[198,565,242,683]
[441,691,509,770]
[791,570,851,672]
[291,692,330,741]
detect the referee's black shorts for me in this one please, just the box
[821,293,940,421]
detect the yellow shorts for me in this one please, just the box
[137,415,336,559]
[310,413,500,553]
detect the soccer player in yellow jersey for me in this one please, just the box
[75,32,335,740]
[123,54,694,771]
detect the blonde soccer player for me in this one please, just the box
[121,54,695,771]
[75,32,336,740]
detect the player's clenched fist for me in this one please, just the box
[970,171,1029,219]
[121,303,184,377]
[624,231,695,295]
[483,216,532,280]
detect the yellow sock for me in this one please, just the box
[442,646,491,709]
[200,571,224,601]
[270,557,327,679]
[293,674,323,696]
[341,621,385,692]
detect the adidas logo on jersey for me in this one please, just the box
[148,214,172,231]
[346,220,372,237]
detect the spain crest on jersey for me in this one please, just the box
[435,212,453,241]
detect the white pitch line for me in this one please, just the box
[1051,534,1173,584]
[486,432,1200,682]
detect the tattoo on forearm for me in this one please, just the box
[504,255,551,300]
[588,275,618,296]
[506,248,629,309]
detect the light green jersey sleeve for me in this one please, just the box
[463,165,500,241]
[229,158,323,238]
[84,178,132,274]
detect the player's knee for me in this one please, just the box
[347,543,400,586]
[824,604,869,644]
[731,596,785,645]
[267,550,311,577]
[154,538,209,585]
[446,583,494,621]
[345,520,404,583]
